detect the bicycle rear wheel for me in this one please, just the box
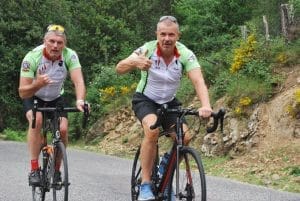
[131,146,142,201]
[52,141,69,201]
[168,147,206,201]
[131,145,160,201]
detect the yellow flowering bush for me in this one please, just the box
[287,89,300,118]
[234,106,242,115]
[99,86,116,102]
[130,83,137,90]
[295,89,300,103]
[276,53,288,64]
[234,96,253,116]
[120,86,130,95]
[230,34,257,73]
[99,83,138,102]
[239,97,252,106]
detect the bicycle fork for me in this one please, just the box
[42,145,54,191]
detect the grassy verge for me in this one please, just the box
[201,153,300,193]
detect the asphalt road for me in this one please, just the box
[0,141,299,201]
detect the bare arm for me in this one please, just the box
[18,74,53,99]
[188,68,212,117]
[70,68,86,111]
[116,51,152,74]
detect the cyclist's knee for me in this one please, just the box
[27,111,43,130]
[59,117,68,134]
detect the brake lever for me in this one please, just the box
[219,108,225,134]
[206,108,226,133]
[82,102,90,129]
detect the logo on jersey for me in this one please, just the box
[21,61,30,72]
[187,54,196,62]
[71,54,78,62]
[134,47,144,56]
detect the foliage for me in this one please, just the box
[230,34,257,73]
[176,76,196,104]
[289,166,300,176]
[199,46,232,86]
[210,33,298,115]
[226,75,273,103]
[2,129,26,141]
[174,0,255,54]
[249,0,290,36]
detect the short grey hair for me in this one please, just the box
[156,16,180,32]
[44,31,67,43]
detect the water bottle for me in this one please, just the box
[158,152,170,179]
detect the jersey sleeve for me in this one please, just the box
[64,48,81,71]
[176,42,201,72]
[133,41,157,58]
[20,53,36,78]
[133,45,148,56]
[183,50,201,72]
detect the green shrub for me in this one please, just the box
[3,128,26,141]
[226,74,273,105]
[176,76,196,104]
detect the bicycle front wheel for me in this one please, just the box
[168,147,206,201]
[52,141,69,201]
[32,146,49,201]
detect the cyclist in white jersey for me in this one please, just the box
[18,25,87,186]
[116,16,212,201]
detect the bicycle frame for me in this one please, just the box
[151,104,225,200]
[41,107,64,146]
[157,110,190,199]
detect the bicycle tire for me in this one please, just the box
[32,146,51,201]
[131,146,141,201]
[52,141,69,201]
[131,145,161,201]
[168,147,206,201]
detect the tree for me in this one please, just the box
[174,0,255,54]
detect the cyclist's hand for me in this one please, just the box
[76,100,91,113]
[35,71,53,87]
[76,100,85,112]
[198,106,212,118]
[134,50,152,71]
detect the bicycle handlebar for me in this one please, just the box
[32,99,90,129]
[150,104,225,133]
[206,108,225,133]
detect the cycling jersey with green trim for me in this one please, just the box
[133,40,200,104]
[20,45,81,101]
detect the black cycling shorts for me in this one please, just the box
[132,92,186,130]
[22,96,68,118]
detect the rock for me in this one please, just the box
[271,174,280,181]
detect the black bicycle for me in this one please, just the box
[31,99,89,201]
[131,104,225,201]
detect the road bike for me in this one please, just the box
[131,104,225,201]
[31,99,89,201]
